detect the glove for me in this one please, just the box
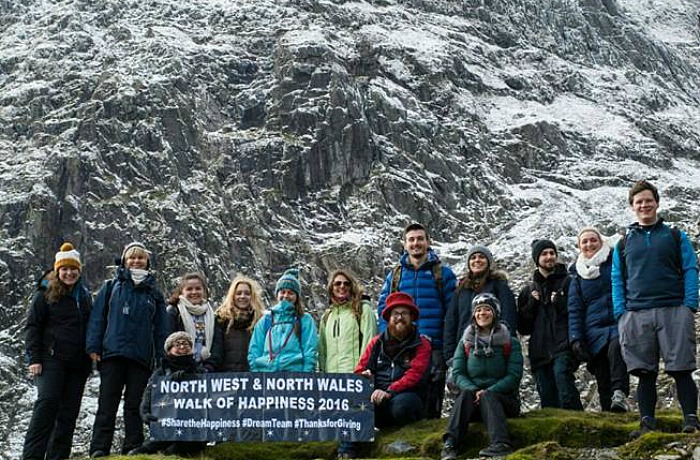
[170,370,187,382]
[144,414,158,423]
[571,340,592,362]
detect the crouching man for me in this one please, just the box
[355,292,432,428]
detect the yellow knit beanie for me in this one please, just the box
[54,242,82,271]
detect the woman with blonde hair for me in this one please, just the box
[212,275,265,371]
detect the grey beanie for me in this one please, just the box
[164,331,193,354]
[466,245,495,271]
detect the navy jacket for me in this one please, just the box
[612,220,699,318]
[443,272,516,362]
[567,254,617,356]
[86,267,169,368]
[377,249,457,349]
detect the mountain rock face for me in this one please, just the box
[1,0,699,456]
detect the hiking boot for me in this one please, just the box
[90,451,108,458]
[441,441,457,460]
[683,414,699,433]
[478,442,513,457]
[610,390,629,412]
[629,416,657,439]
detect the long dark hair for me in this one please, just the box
[45,271,76,304]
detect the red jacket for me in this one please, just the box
[355,330,431,394]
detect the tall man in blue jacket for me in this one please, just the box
[377,223,457,419]
[612,180,700,438]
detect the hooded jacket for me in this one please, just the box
[376,249,457,349]
[443,270,516,361]
[247,300,318,372]
[517,263,571,369]
[318,299,377,373]
[86,267,169,368]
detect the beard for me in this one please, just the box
[388,320,415,341]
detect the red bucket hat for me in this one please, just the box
[381,292,420,321]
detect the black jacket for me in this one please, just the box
[25,275,92,365]
[517,263,571,369]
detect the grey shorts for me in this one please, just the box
[618,306,697,374]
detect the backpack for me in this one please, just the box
[389,262,444,305]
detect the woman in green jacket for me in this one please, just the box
[441,293,523,459]
[318,269,377,458]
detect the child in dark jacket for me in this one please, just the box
[128,331,206,457]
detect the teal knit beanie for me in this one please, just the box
[275,268,301,296]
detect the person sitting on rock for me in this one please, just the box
[355,292,431,428]
[441,294,523,459]
[128,331,206,457]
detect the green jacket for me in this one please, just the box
[318,299,377,372]
[450,323,523,394]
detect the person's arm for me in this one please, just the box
[567,275,585,344]
[497,280,518,335]
[153,291,170,363]
[680,232,699,310]
[487,338,524,394]
[25,292,46,367]
[140,371,158,422]
[386,337,432,394]
[450,341,479,392]
[86,280,111,360]
[354,335,378,374]
[204,319,224,371]
[247,316,268,372]
[443,288,459,363]
[300,314,318,373]
[376,273,393,333]
[359,301,378,357]
[317,313,327,372]
[611,243,626,320]
[516,284,538,335]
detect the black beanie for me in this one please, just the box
[531,239,557,265]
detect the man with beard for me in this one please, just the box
[356,292,432,428]
[376,223,457,419]
[612,180,699,437]
[517,239,582,410]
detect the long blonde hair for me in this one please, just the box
[326,269,363,320]
[216,276,265,331]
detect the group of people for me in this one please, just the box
[22,179,699,460]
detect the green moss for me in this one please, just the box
[506,441,575,460]
[206,441,336,460]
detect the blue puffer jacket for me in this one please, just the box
[567,254,617,356]
[86,267,169,368]
[377,249,457,350]
[612,220,699,319]
[247,300,318,372]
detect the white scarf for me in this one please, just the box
[130,268,149,285]
[176,295,215,360]
[575,244,611,280]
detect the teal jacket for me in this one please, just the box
[450,323,523,394]
[248,300,318,372]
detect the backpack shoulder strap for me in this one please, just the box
[504,338,512,359]
[433,262,444,306]
[390,265,402,293]
[670,226,683,274]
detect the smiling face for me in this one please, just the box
[232,282,251,311]
[125,251,148,269]
[58,266,80,286]
[169,339,193,357]
[537,248,557,272]
[332,274,352,299]
[468,252,489,275]
[182,278,205,305]
[404,229,429,262]
[631,189,659,225]
[578,231,603,259]
[473,305,494,330]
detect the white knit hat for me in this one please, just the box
[54,243,81,272]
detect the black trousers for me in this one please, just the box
[586,338,629,411]
[23,357,90,460]
[90,357,151,455]
[445,389,519,447]
[425,349,446,419]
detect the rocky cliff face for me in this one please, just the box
[1,0,699,456]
